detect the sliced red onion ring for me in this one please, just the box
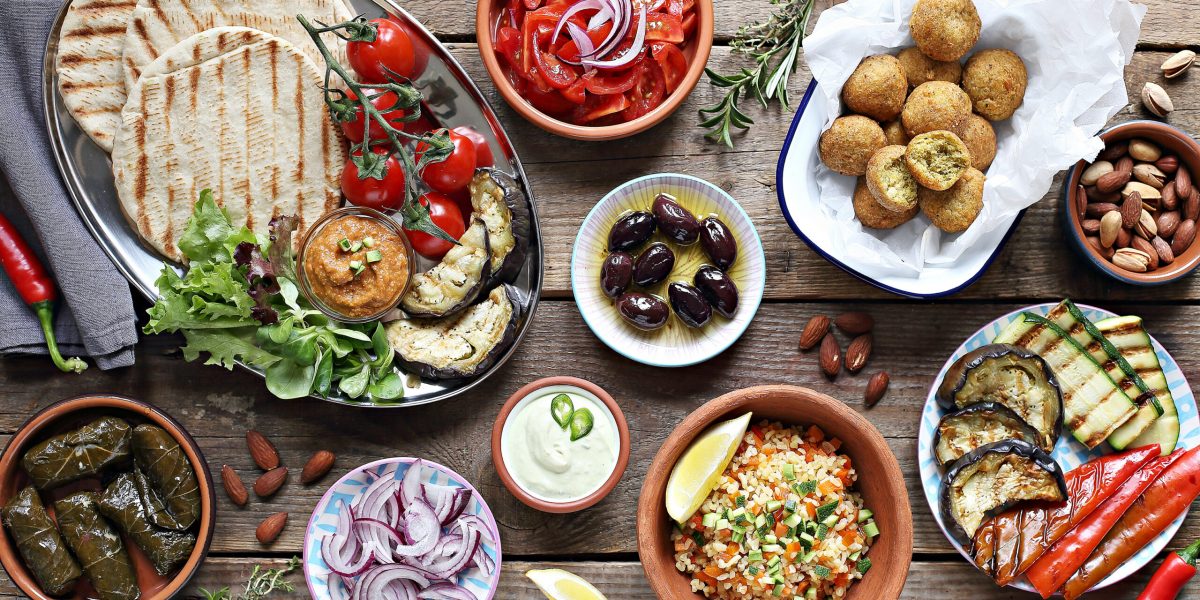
[583,4,646,69]
[550,0,607,52]
[587,4,613,30]
[454,514,498,545]
[418,582,479,600]
[470,545,494,578]
[392,499,440,557]
[562,22,596,66]
[423,527,479,580]
[591,0,634,59]
[353,565,432,600]
[400,460,426,508]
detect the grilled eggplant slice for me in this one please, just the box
[469,168,530,286]
[936,344,1062,451]
[401,218,491,318]
[387,284,521,380]
[934,403,1043,466]
[940,440,1066,540]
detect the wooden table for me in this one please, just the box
[4,0,1200,597]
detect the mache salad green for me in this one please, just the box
[144,191,404,401]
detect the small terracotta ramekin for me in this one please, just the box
[0,395,216,600]
[1063,120,1200,285]
[491,376,630,513]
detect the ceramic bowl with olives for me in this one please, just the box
[572,174,765,367]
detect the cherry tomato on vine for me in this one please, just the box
[416,129,477,194]
[340,88,408,143]
[452,126,495,168]
[405,193,467,260]
[341,149,406,211]
[347,18,417,83]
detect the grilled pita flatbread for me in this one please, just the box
[121,0,352,92]
[112,31,344,262]
[56,0,139,152]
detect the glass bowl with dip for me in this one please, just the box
[296,206,416,323]
[491,376,630,513]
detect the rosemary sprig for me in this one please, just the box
[197,556,301,600]
[698,0,815,147]
[297,15,458,244]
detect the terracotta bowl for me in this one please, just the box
[0,395,216,600]
[637,385,913,600]
[475,0,714,140]
[1063,120,1200,285]
[491,376,630,512]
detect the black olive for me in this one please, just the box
[608,211,656,252]
[600,252,634,299]
[632,243,676,287]
[652,193,700,244]
[694,265,739,318]
[668,282,712,328]
[617,293,669,330]
[699,217,738,270]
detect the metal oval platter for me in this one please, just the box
[42,0,542,408]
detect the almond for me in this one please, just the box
[1131,236,1159,270]
[1121,192,1142,228]
[799,315,830,351]
[864,372,889,408]
[254,467,288,498]
[221,465,248,507]
[1172,219,1197,255]
[1154,236,1175,264]
[1177,166,1194,199]
[1080,161,1114,186]
[1081,219,1101,234]
[1186,189,1200,221]
[1162,181,1178,210]
[301,451,335,485]
[1086,202,1119,218]
[246,430,280,471]
[833,311,874,336]
[1157,155,1180,175]
[1075,185,1087,220]
[1095,169,1130,194]
[1088,235,1115,259]
[1129,139,1162,163]
[844,334,873,374]
[256,512,287,545]
[1116,226,1132,249]
[1098,141,1128,162]
[818,334,841,379]
[1115,155,1135,175]
[1157,210,1181,239]
[1099,211,1122,248]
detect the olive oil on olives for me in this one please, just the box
[617,293,669,330]
[652,193,701,244]
[668,282,712,328]
[600,252,633,299]
[694,265,739,318]
[632,243,675,287]
[608,211,655,252]
[699,217,738,271]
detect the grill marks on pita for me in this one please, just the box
[56,0,139,152]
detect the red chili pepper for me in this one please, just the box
[1139,538,1200,600]
[0,213,86,373]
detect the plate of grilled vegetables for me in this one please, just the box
[918,300,1200,598]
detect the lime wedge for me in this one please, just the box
[526,568,608,600]
[666,412,753,524]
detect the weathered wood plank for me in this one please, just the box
[4,301,1200,557]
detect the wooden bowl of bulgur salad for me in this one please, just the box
[637,385,912,599]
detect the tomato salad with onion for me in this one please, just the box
[337,17,495,261]
[494,0,696,126]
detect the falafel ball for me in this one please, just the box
[843,55,909,121]
[909,0,981,62]
[882,120,911,146]
[901,81,972,136]
[854,177,918,229]
[962,48,1028,121]
[866,145,920,213]
[956,114,997,170]
[897,47,963,86]
[819,116,887,176]
[919,167,986,232]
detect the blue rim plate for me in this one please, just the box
[917,303,1199,593]
[774,81,1026,299]
[570,173,766,367]
[303,457,502,599]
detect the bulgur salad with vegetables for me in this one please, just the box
[672,421,879,599]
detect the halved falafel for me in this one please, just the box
[853,177,918,229]
[819,115,887,176]
[866,145,920,213]
[906,130,971,190]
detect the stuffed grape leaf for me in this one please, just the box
[98,473,196,576]
[21,417,132,490]
[131,425,200,530]
[1,486,81,596]
[54,492,139,600]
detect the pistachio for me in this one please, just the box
[1129,139,1163,162]
[1123,181,1163,202]
[1162,49,1197,79]
[1131,236,1160,270]
[1081,161,1114,186]
[1142,82,1174,118]
[1133,163,1168,189]
[1136,209,1158,240]
[1112,248,1152,272]
[1100,210,1122,248]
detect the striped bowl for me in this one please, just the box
[571,174,765,367]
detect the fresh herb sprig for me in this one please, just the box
[699,0,815,146]
[297,15,456,244]
[198,556,301,600]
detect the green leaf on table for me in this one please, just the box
[181,328,282,370]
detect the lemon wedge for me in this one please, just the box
[665,411,752,524]
[526,568,608,600]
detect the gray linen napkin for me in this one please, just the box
[0,0,137,369]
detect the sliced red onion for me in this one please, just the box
[562,22,596,66]
[322,532,373,578]
[353,565,432,600]
[591,0,633,60]
[470,545,494,578]
[391,499,440,557]
[418,582,479,600]
[550,0,607,53]
[587,4,613,30]
[422,527,480,580]
[400,460,426,509]
[584,3,645,69]
[355,518,405,564]
[454,514,498,545]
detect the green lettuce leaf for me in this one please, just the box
[177,189,256,263]
[180,328,282,370]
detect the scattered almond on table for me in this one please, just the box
[256,512,288,545]
[254,467,288,498]
[221,465,248,507]
[301,450,336,485]
[800,311,885,405]
[246,430,281,471]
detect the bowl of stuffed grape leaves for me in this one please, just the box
[0,395,216,600]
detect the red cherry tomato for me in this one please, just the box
[572,92,629,124]
[645,13,685,44]
[405,192,467,260]
[347,19,417,83]
[650,42,687,94]
[416,129,477,194]
[340,88,408,143]
[495,26,523,71]
[341,149,405,211]
[622,58,667,121]
[389,17,429,78]
[452,126,494,168]
[534,50,579,89]
[582,59,641,95]
[561,78,587,104]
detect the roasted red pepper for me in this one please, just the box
[971,444,1160,585]
[0,213,86,373]
[1026,449,1180,597]
[1139,538,1200,600]
[1064,443,1200,599]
